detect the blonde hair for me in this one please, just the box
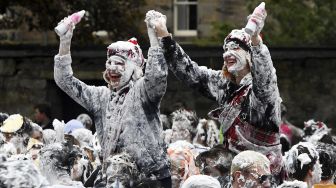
[230,150,270,174]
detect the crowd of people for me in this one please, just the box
[0,105,335,188]
[0,5,335,188]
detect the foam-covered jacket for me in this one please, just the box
[161,36,282,173]
[54,47,170,179]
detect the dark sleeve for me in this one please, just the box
[161,36,225,101]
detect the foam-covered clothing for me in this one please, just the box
[54,46,170,179]
[161,36,282,173]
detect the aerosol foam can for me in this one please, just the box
[55,10,86,36]
[245,2,265,35]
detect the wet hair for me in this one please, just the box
[288,144,318,181]
[319,134,336,145]
[0,113,9,125]
[196,144,234,176]
[303,120,329,138]
[316,142,336,181]
[34,103,51,119]
[16,116,33,136]
[171,109,198,137]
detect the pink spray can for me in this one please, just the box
[55,10,86,36]
[245,2,266,35]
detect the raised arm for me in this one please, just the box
[142,10,168,104]
[152,12,225,102]
[54,19,104,113]
[248,5,281,127]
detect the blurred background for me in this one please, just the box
[0,0,335,130]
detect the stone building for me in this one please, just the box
[144,0,248,43]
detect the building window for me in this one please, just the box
[174,0,197,37]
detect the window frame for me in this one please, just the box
[173,0,198,37]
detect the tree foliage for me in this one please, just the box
[246,0,336,46]
[203,0,336,46]
[0,0,146,44]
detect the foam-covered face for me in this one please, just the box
[106,154,136,188]
[104,55,135,90]
[2,132,14,142]
[70,156,91,182]
[223,41,250,76]
[171,120,192,143]
[193,121,207,146]
[237,167,272,188]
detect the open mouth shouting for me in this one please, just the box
[107,71,121,82]
[225,55,237,68]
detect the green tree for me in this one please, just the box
[246,0,336,46]
[205,0,336,46]
[0,0,146,44]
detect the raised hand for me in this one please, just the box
[56,18,75,55]
[247,3,267,46]
[249,10,267,37]
[145,10,170,39]
[145,10,159,47]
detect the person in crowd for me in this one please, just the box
[277,180,308,188]
[0,112,9,125]
[150,3,283,175]
[42,129,57,146]
[38,142,86,187]
[64,119,85,135]
[193,118,219,148]
[195,144,234,183]
[229,150,273,188]
[181,174,221,188]
[0,114,33,154]
[76,113,93,131]
[34,103,53,129]
[284,142,322,188]
[167,140,200,188]
[167,108,198,144]
[53,10,171,187]
[26,137,43,165]
[315,142,336,186]
[302,119,335,145]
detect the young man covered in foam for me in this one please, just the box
[229,150,273,188]
[53,11,171,186]
[150,5,282,175]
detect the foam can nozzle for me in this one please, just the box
[245,2,266,35]
[55,10,86,36]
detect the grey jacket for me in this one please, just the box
[161,36,281,144]
[54,47,170,179]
